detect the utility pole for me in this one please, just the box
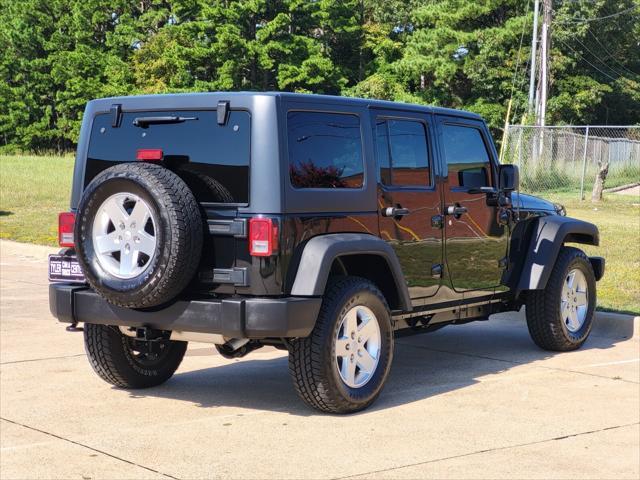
[537,0,552,128]
[527,0,540,118]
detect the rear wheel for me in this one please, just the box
[526,246,596,351]
[288,277,394,414]
[84,324,187,388]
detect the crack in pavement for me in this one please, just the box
[0,417,180,480]
[0,353,86,365]
[335,422,640,479]
[397,341,640,384]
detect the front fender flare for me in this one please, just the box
[290,233,412,312]
[517,215,599,291]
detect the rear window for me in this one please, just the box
[87,110,251,203]
[287,111,364,189]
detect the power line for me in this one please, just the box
[557,5,639,23]
[585,28,639,78]
[556,37,620,82]
[571,36,631,79]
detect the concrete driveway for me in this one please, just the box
[1,239,638,479]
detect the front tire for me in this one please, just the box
[288,277,394,414]
[526,246,596,351]
[84,324,187,388]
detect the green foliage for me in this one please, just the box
[1,0,638,153]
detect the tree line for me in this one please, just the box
[1,0,638,153]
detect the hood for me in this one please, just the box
[511,192,557,213]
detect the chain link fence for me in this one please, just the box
[501,125,640,200]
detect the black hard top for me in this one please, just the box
[94,91,482,120]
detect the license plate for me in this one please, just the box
[48,255,85,283]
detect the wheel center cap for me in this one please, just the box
[124,231,132,240]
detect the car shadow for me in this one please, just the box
[125,314,634,416]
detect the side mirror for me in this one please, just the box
[499,164,519,192]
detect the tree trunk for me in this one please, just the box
[591,160,609,202]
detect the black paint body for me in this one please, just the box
[65,92,600,332]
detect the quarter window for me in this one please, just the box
[441,124,492,188]
[376,119,430,187]
[287,111,364,189]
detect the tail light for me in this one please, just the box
[58,212,76,247]
[249,218,278,257]
[136,149,163,162]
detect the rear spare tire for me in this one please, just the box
[75,163,202,308]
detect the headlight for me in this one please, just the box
[554,203,566,216]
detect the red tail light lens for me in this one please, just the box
[58,212,76,247]
[136,149,163,161]
[249,218,278,257]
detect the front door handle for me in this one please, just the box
[382,206,410,218]
[445,205,468,217]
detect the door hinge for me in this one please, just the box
[431,264,443,279]
[498,209,511,225]
[199,267,248,286]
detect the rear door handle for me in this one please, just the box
[382,207,410,217]
[445,205,468,217]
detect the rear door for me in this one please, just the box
[372,109,443,302]
[435,116,509,298]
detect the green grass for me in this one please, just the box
[0,155,74,245]
[0,154,638,313]
[544,191,640,314]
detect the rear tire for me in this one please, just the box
[526,246,596,351]
[84,324,187,389]
[288,277,394,414]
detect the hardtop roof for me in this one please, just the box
[92,91,482,121]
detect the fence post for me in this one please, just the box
[579,126,590,201]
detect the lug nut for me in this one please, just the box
[119,222,125,230]
[350,354,354,362]
[345,344,350,350]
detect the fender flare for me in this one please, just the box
[290,233,412,312]
[516,215,599,291]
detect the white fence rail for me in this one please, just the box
[501,125,640,199]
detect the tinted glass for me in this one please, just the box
[87,110,251,202]
[376,119,430,187]
[442,124,492,188]
[288,111,363,189]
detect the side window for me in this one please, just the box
[287,111,364,189]
[441,124,492,188]
[375,118,430,187]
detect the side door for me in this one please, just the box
[435,116,509,299]
[372,109,444,303]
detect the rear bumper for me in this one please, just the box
[49,283,321,339]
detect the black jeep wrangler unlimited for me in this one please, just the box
[49,92,605,413]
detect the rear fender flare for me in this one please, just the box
[290,233,412,312]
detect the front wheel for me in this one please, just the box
[526,246,596,351]
[288,276,394,414]
[84,324,187,388]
